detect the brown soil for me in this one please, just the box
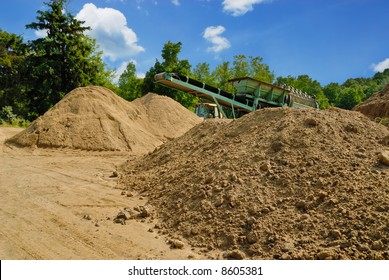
[0,137,200,259]
[120,107,389,260]
[354,84,389,124]
[6,86,201,154]
[0,87,203,260]
[2,86,389,260]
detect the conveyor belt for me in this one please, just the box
[154,72,319,118]
[155,72,253,112]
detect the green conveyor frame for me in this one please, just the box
[154,72,318,118]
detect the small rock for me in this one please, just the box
[305,118,318,126]
[83,214,92,220]
[317,250,333,260]
[329,229,342,240]
[113,217,126,225]
[170,239,185,249]
[345,123,358,133]
[296,200,309,211]
[357,243,370,252]
[371,240,384,251]
[247,232,258,244]
[224,250,245,260]
[109,171,119,178]
[271,141,284,152]
[138,205,153,218]
[114,210,134,221]
[380,135,389,145]
[339,240,352,249]
[204,176,214,184]
[214,196,224,207]
[355,152,367,159]
[378,150,389,166]
[280,253,292,260]
[260,162,271,172]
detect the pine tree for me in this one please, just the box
[25,0,112,116]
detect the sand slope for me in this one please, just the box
[6,86,202,154]
[354,84,389,123]
[120,107,389,259]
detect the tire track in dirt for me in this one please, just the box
[1,128,201,259]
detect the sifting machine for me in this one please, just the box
[155,72,319,119]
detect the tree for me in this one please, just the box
[231,55,274,83]
[249,56,274,83]
[118,61,142,101]
[25,0,112,117]
[0,29,28,116]
[191,62,214,86]
[232,54,249,78]
[142,41,196,108]
[323,82,342,105]
[337,85,365,110]
[373,68,389,88]
[212,61,234,92]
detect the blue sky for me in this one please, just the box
[1,0,389,85]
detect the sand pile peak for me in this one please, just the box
[6,86,202,153]
[354,84,389,124]
[120,107,389,259]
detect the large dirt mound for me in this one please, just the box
[120,107,389,259]
[6,86,201,154]
[354,84,389,123]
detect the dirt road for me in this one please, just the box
[0,127,198,260]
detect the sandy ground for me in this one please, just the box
[0,127,199,260]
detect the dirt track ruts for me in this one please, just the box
[0,127,199,260]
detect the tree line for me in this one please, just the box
[1,0,389,124]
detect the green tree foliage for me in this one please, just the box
[212,61,234,92]
[373,68,389,87]
[24,0,112,117]
[118,61,142,101]
[0,105,30,127]
[0,29,28,116]
[142,41,196,108]
[0,106,16,124]
[322,70,389,110]
[191,55,274,94]
[337,85,365,110]
[323,82,342,105]
[232,55,274,82]
[191,62,214,86]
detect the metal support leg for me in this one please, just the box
[212,97,227,119]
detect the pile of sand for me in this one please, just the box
[5,86,202,154]
[120,107,389,259]
[354,84,389,124]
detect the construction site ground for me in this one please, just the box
[1,86,388,260]
[0,127,200,260]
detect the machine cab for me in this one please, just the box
[194,103,222,119]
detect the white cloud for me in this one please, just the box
[222,0,267,16]
[113,60,130,84]
[171,0,180,6]
[137,72,146,79]
[113,60,144,84]
[203,25,231,53]
[76,3,145,61]
[35,29,48,38]
[372,58,389,72]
